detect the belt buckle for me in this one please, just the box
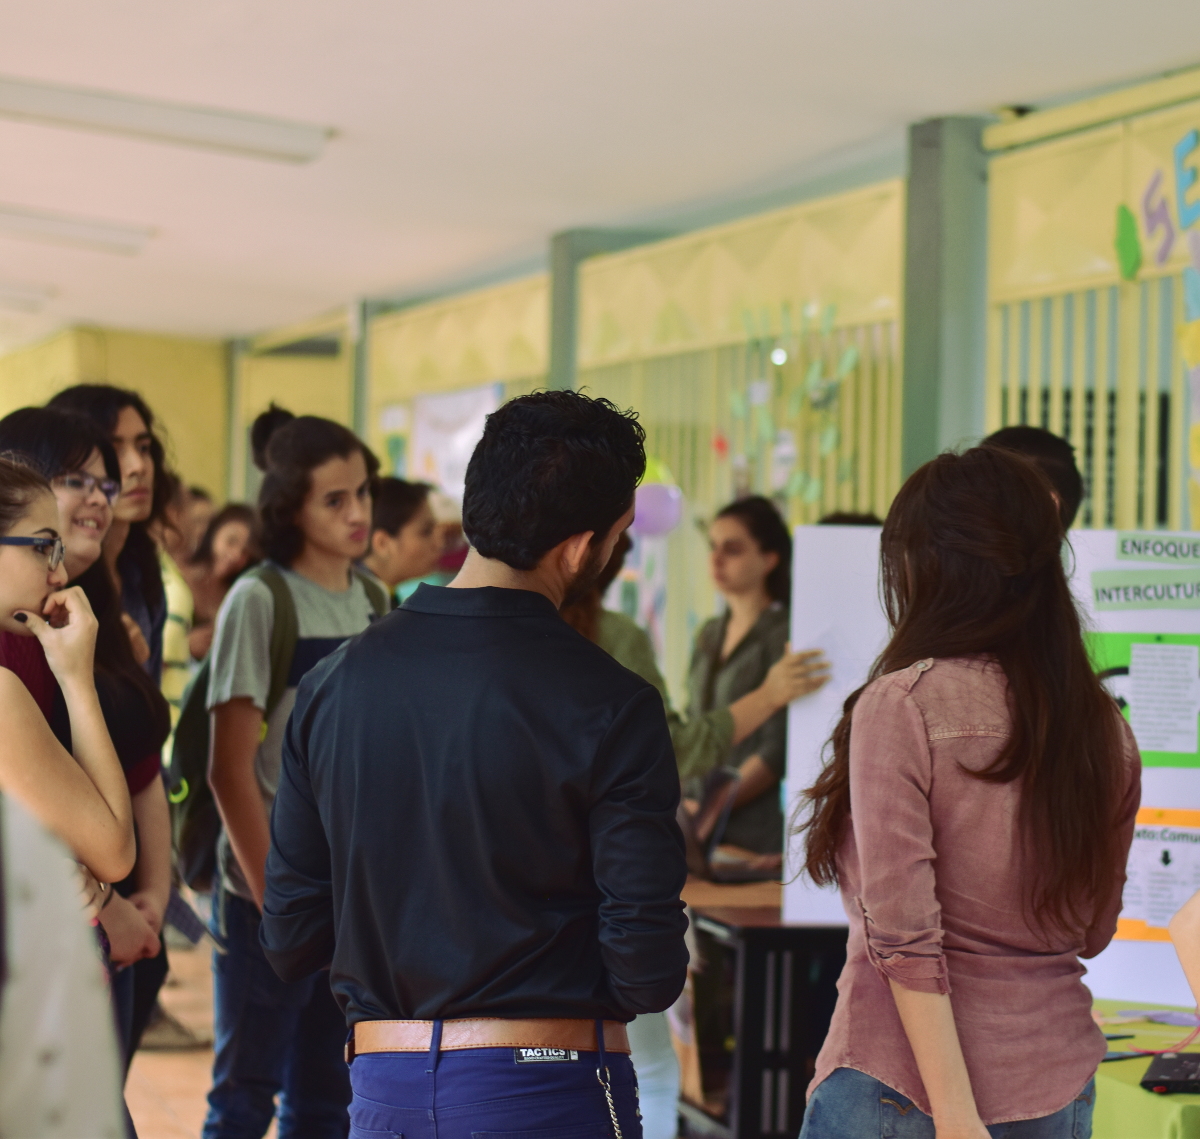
[344,1029,355,1065]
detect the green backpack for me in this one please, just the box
[168,564,389,891]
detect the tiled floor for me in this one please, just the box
[125,942,277,1139]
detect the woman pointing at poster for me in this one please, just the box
[797,446,1141,1139]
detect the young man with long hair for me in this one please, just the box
[260,391,689,1137]
[203,407,386,1139]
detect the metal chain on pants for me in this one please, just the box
[596,1065,624,1139]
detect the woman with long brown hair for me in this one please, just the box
[797,447,1140,1139]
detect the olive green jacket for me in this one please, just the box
[593,610,735,786]
[685,605,789,853]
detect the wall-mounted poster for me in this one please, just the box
[410,384,502,502]
[783,527,1200,1006]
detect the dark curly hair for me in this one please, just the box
[716,495,792,605]
[253,406,379,566]
[462,391,645,570]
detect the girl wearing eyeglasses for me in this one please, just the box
[0,407,172,1076]
[0,453,135,877]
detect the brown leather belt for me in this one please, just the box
[347,1018,630,1062]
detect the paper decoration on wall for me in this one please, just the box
[754,407,774,445]
[1175,129,1200,231]
[728,390,747,420]
[803,476,823,504]
[771,430,798,492]
[821,304,837,336]
[385,435,406,477]
[410,383,501,501]
[786,469,808,498]
[1185,267,1200,324]
[1143,171,1177,265]
[804,359,823,394]
[837,345,860,378]
[711,432,729,460]
[819,424,840,456]
[1115,204,1143,281]
[788,386,804,418]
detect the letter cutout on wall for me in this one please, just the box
[1143,170,1176,265]
[1175,129,1200,231]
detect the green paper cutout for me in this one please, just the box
[1115,204,1142,281]
[837,345,860,377]
[788,387,804,418]
[820,424,840,456]
[805,360,824,394]
[786,470,808,497]
[756,406,775,443]
[781,302,794,340]
[729,390,747,420]
[803,477,824,504]
[821,304,837,336]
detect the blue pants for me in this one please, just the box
[348,1023,641,1138]
[800,1067,1094,1139]
[202,892,350,1139]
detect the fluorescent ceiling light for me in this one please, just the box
[0,203,153,255]
[0,279,55,313]
[0,75,331,164]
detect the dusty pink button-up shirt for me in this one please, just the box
[810,655,1141,1125]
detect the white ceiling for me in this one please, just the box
[0,0,1198,352]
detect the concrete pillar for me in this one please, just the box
[901,117,990,475]
[547,228,668,391]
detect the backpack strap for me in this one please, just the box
[250,565,300,719]
[353,570,392,618]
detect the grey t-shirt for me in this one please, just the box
[207,562,378,900]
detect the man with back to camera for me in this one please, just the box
[259,390,688,1137]
[983,425,1084,528]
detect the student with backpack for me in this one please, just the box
[202,407,387,1139]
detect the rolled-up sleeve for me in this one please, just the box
[260,668,335,982]
[849,675,948,995]
[590,687,690,1017]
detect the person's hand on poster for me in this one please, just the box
[762,645,830,708]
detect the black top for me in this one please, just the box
[260,584,689,1025]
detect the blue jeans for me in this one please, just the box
[202,892,350,1139]
[800,1067,1094,1139]
[347,1025,641,1138]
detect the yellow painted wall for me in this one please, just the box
[227,348,353,501]
[365,275,549,469]
[0,326,228,495]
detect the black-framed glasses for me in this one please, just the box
[0,535,65,571]
[52,472,120,504]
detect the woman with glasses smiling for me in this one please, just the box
[0,407,172,1094]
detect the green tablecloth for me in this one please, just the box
[1093,999,1200,1139]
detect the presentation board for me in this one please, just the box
[782,526,1200,1006]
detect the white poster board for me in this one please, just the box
[782,526,1200,1007]
[410,384,502,502]
[782,526,886,925]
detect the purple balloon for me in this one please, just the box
[632,483,683,537]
